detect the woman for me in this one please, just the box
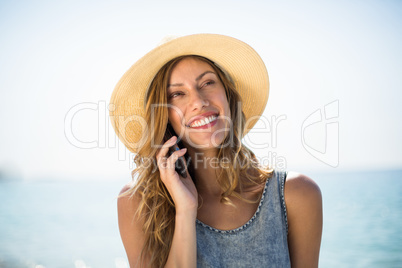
[110,34,322,268]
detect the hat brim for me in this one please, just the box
[110,34,269,153]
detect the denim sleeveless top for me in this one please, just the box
[196,170,290,268]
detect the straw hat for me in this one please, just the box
[109,33,269,153]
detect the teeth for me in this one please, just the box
[190,115,217,128]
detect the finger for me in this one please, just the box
[166,148,187,171]
[158,148,187,183]
[173,144,189,170]
[156,136,177,162]
[170,143,189,178]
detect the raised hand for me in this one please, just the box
[156,136,198,217]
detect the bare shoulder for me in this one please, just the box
[118,181,139,215]
[117,181,141,229]
[117,182,148,267]
[119,180,136,195]
[284,171,322,204]
[284,171,322,268]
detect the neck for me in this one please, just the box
[186,147,223,196]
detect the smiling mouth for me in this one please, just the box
[187,114,218,128]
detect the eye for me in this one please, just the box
[202,80,215,88]
[168,91,184,99]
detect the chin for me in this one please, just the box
[184,131,229,150]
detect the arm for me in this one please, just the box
[118,183,197,268]
[284,172,323,268]
[164,208,197,267]
[118,136,198,268]
[118,185,150,267]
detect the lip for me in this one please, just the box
[186,111,219,128]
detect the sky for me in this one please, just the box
[0,0,401,181]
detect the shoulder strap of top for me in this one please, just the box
[277,170,289,234]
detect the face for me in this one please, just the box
[167,57,231,150]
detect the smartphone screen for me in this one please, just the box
[164,125,188,178]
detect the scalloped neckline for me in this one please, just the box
[195,177,271,234]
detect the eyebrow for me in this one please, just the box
[167,71,216,88]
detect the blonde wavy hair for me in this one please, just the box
[122,55,273,267]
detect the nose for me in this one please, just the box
[189,90,209,111]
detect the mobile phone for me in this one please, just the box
[164,125,188,178]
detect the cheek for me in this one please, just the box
[219,96,232,130]
[168,108,185,132]
[217,94,230,118]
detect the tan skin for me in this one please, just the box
[118,58,322,267]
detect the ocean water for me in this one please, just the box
[0,169,401,268]
[0,179,127,268]
[314,169,402,268]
